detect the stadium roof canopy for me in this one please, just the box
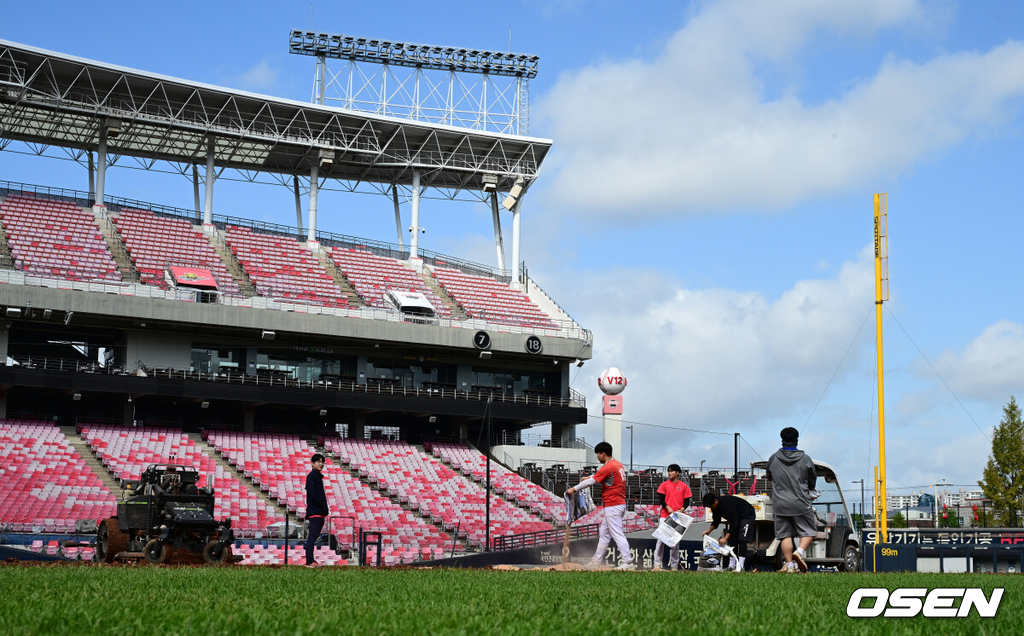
[0,40,552,197]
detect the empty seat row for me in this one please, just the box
[225,226,349,308]
[112,208,240,295]
[1,195,121,283]
[80,425,283,537]
[0,420,116,531]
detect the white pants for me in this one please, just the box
[654,538,680,568]
[592,504,632,565]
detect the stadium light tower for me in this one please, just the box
[289,30,538,135]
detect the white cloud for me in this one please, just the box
[549,243,1001,487]
[234,60,277,92]
[564,245,874,463]
[931,321,1024,401]
[536,0,1024,216]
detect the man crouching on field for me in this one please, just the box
[566,442,636,570]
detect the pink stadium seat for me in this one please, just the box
[324,438,554,549]
[328,248,453,317]
[224,226,348,308]
[80,425,283,537]
[207,432,451,562]
[0,195,122,283]
[111,208,240,295]
[431,267,558,329]
[0,420,117,531]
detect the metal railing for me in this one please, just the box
[2,355,584,408]
[497,432,590,449]
[492,523,599,552]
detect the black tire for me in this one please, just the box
[97,518,128,563]
[203,541,232,565]
[143,539,171,565]
[841,544,860,572]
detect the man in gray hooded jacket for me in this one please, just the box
[766,427,817,573]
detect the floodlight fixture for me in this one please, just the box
[201,401,210,409]
[319,409,328,417]
[72,393,82,401]
[479,351,492,360]
[42,309,52,319]
[5,308,21,318]
[289,30,539,79]
[482,173,498,193]
[576,359,585,368]
[262,330,276,340]
[104,117,122,138]
[428,416,437,424]
[318,147,334,168]
[63,310,73,325]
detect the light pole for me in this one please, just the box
[625,425,633,472]
[852,479,865,531]
[934,479,950,528]
[700,459,706,474]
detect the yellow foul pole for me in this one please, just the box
[874,193,889,543]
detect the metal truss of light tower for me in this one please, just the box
[289,30,537,136]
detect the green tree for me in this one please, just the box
[979,396,1024,527]
[938,505,960,528]
[890,512,907,528]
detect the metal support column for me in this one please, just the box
[491,193,505,273]
[511,196,522,287]
[393,185,404,250]
[307,163,319,244]
[192,165,201,217]
[87,152,95,202]
[410,170,421,259]
[203,137,215,226]
[294,176,303,230]
[94,126,107,209]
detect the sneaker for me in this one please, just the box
[669,564,680,571]
[304,562,320,568]
[793,551,808,573]
[616,561,637,571]
[583,560,602,570]
[778,563,796,573]
[652,563,664,571]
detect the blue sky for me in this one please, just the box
[3,0,1023,506]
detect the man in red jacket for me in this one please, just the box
[566,441,636,570]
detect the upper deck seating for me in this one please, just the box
[326,438,553,549]
[112,209,239,294]
[225,226,348,307]
[0,420,116,532]
[431,267,557,329]
[0,195,120,282]
[207,432,453,563]
[329,247,453,317]
[80,425,283,537]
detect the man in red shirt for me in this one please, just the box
[566,441,636,570]
[654,463,692,570]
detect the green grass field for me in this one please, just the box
[0,565,1020,636]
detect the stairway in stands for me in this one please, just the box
[421,268,467,319]
[58,426,124,497]
[186,433,291,520]
[204,228,257,297]
[95,214,141,284]
[312,248,363,308]
[327,441,468,553]
[0,197,14,270]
